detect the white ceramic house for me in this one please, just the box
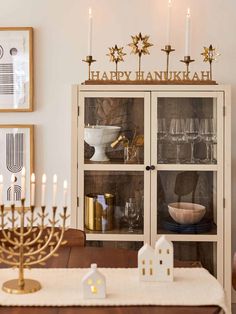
[82,263,106,299]
[138,243,156,281]
[155,235,174,282]
[138,236,174,282]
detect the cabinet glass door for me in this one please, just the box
[151,92,224,282]
[78,92,150,243]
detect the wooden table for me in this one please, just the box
[0,246,221,314]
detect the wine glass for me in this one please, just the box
[169,118,186,163]
[185,118,200,163]
[157,118,167,163]
[126,198,137,233]
[199,118,217,164]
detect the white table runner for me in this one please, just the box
[0,268,228,313]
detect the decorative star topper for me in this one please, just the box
[106,45,126,64]
[128,32,153,56]
[201,45,220,63]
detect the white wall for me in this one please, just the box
[0,0,235,259]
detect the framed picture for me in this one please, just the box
[0,125,34,207]
[0,27,33,112]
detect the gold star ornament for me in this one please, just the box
[128,32,153,75]
[201,45,220,81]
[128,32,153,56]
[107,45,126,64]
[201,45,220,63]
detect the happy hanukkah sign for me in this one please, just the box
[82,2,219,85]
[89,70,213,84]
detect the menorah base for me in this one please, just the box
[2,279,41,294]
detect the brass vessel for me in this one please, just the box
[85,193,114,231]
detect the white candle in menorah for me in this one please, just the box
[0,172,69,294]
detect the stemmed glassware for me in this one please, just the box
[185,118,200,163]
[157,118,168,163]
[125,198,137,233]
[169,118,186,163]
[199,118,217,164]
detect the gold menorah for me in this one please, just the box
[0,199,69,294]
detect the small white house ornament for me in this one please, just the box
[138,243,156,281]
[155,235,173,282]
[138,236,174,282]
[82,263,106,299]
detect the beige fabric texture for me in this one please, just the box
[0,268,228,312]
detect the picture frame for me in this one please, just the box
[0,125,34,207]
[0,27,33,112]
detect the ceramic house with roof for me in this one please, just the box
[138,236,174,282]
[82,263,106,299]
[155,235,173,282]
[138,243,156,281]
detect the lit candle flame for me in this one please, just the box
[31,173,35,183]
[11,174,15,183]
[53,174,58,184]
[42,174,47,184]
[22,166,26,176]
[187,8,190,17]
[63,180,68,189]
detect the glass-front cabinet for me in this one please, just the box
[72,85,231,303]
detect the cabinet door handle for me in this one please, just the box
[146,165,155,171]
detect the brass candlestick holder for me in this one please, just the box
[83,55,96,80]
[0,200,68,294]
[180,55,195,73]
[161,45,175,80]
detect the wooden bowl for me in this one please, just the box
[168,202,206,225]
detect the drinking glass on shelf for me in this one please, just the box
[157,118,168,163]
[169,118,186,164]
[125,198,137,233]
[199,118,217,164]
[185,118,200,163]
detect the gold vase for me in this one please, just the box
[85,193,114,231]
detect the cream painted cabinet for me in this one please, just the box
[71,84,231,302]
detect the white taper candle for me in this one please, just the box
[21,166,26,200]
[31,173,35,206]
[0,175,3,205]
[52,174,57,207]
[88,7,93,55]
[41,174,47,206]
[167,0,172,45]
[185,8,191,56]
[11,174,15,205]
[63,180,68,207]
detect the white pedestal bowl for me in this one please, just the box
[84,125,121,162]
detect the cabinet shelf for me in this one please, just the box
[84,164,144,171]
[155,234,218,242]
[156,164,218,171]
[85,228,144,242]
[157,223,217,241]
